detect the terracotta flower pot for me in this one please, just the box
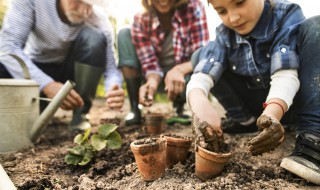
[163,134,192,168]
[195,145,232,181]
[144,113,166,135]
[130,137,167,181]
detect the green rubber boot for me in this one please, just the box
[124,77,142,126]
[69,62,103,131]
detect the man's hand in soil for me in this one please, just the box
[106,84,124,111]
[248,115,285,155]
[139,73,161,107]
[43,81,84,110]
[164,65,185,101]
[192,114,224,152]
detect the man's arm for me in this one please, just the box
[0,0,54,90]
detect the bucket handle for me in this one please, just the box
[0,52,31,79]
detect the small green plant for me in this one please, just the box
[64,123,122,166]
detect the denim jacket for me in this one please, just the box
[194,0,305,88]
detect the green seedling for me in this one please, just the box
[64,123,122,166]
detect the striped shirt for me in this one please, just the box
[131,0,209,76]
[0,0,122,91]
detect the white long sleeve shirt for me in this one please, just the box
[0,0,122,91]
[186,69,300,109]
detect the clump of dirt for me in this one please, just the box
[192,115,229,153]
[133,138,158,145]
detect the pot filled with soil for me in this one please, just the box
[195,143,232,181]
[193,117,232,181]
[144,113,166,135]
[130,137,167,181]
[162,134,192,168]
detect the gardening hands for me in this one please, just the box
[106,84,124,110]
[192,114,224,152]
[43,81,83,110]
[248,115,285,155]
[188,89,224,151]
[139,73,161,107]
[165,65,186,101]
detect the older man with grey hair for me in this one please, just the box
[0,0,124,131]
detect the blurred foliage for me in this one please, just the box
[96,15,120,98]
[0,0,8,28]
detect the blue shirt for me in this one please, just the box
[194,0,305,88]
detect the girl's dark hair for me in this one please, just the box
[141,0,188,13]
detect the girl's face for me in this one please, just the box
[151,0,175,14]
[209,0,264,35]
[61,0,93,24]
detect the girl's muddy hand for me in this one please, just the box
[248,115,285,155]
[192,114,224,152]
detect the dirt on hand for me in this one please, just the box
[192,115,228,153]
[248,115,285,156]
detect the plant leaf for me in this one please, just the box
[83,128,91,141]
[68,145,85,155]
[98,124,118,138]
[74,134,84,145]
[78,157,91,166]
[74,128,91,145]
[91,134,107,151]
[78,149,95,166]
[64,153,83,165]
[106,131,122,149]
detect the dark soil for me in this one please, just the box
[133,138,159,145]
[0,98,319,190]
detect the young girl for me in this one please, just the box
[187,0,320,185]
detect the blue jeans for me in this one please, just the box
[0,26,106,82]
[210,16,320,135]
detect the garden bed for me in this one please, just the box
[0,98,318,190]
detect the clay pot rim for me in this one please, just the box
[162,134,192,141]
[163,135,192,148]
[196,144,233,159]
[130,137,167,149]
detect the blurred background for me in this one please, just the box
[103,0,318,40]
[1,0,318,38]
[0,0,318,97]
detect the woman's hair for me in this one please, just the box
[141,0,188,13]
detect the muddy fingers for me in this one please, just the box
[248,115,285,155]
[192,115,225,152]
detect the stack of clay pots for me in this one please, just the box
[130,134,193,181]
[131,114,232,181]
